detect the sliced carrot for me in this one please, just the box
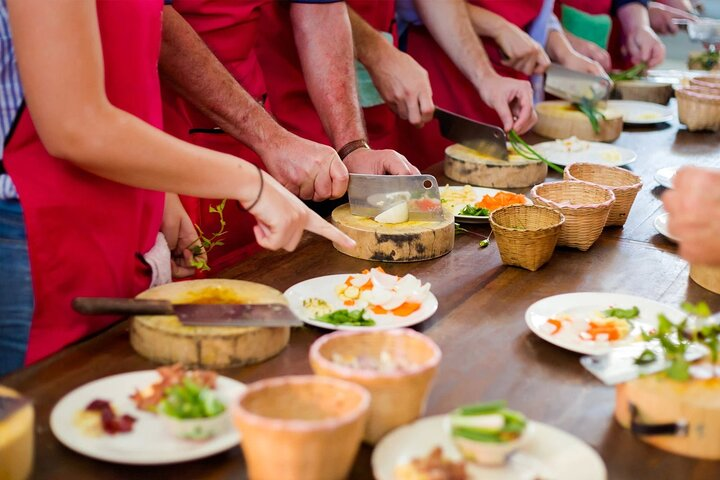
[359,280,374,291]
[344,276,354,287]
[391,303,421,317]
[547,319,562,335]
[344,300,355,307]
[371,305,388,315]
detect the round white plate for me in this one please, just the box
[654,213,678,243]
[606,100,673,124]
[50,371,246,465]
[372,415,606,480]
[654,166,679,189]
[284,274,438,331]
[532,141,636,167]
[525,292,685,355]
[441,186,532,224]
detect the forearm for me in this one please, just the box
[466,4,510,37]
[291,3,365,148]
[159,7,288,157]
[348,6,393,70]
[414,0,496,89]
[546,29,574,63]
[617,2,652,32]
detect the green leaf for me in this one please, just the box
[609,62,647,82]
[681,301,712,318]
[666,359,690,382]
[458,204,490,217]
[634,349,657,366]
[316,308,376,327]
[455,401,506,416]
[603,306,640,320]
[508,130,564,174]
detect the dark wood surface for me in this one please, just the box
[4,108,720,480]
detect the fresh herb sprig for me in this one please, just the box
[458,204,490,217]
[159,377,225,420]
[454,223,492,248]
[603,306,640,320]
[609,62,647,82]
[508,130,563,174]
[187,199,228,272]
[316,308,376,327]
[575,97,607,134]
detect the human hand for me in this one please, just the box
[649,1,698,35]
[565,32,612,72]
[161,193,205,278]
[562,51,608,77]
[368,46,435,127]
[343,147,420,175]
[260,132,348,202]
[476,74,536,134]
[656,0,697,13]
[244,170,356,252]
[624,26,666,68]
[662,167,720,265]
[495,22,550,76]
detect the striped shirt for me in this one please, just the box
[0,0,23,200]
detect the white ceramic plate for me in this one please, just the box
[606,100,673,124]
[654,166,679,189]
[525,292,685,355]
[440,186,532,224]
[284,274,438,331]
[532,140,637,167]
[372,415,606,480]
[50,371,246,465]
[654,213,678,243]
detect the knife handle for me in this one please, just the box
[72,297,174,316]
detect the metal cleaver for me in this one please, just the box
[545,63,613,105]
[72,297,302,328]
[347,174,444,221]
[434,107,508,160]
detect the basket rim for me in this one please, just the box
[489,204,566,232]
[530,180,616,211]
[564,163,642,192]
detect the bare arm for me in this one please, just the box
[8,0,354,251]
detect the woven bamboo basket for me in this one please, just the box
[489,205,565,271]
[563,163,642,227]
[676,86,720,132]
[689,75,720,91]
[530,181,615,251]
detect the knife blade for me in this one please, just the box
[434,107,508,160]
[347,174,444,221]
[545,64,613,105]
[72,297,302,327]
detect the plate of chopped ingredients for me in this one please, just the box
[284,267,438,331]
[373,401,606,480]
[525,292,686,355]
[605,100,673,124]
[531,137,637,167]
[440,185,531,223]
[50,366,246,465]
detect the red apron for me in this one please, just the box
[256,0,399,151]
[4,0,166,364]
[401,0,543,169]
[555,0,628,69]
[162,0,268,271]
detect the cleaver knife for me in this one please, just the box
[545,63,613,105]
[434,107,508,160]
[347,174,444,221]
[72,297,302,327]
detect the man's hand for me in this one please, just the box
[476,75,536,134]
[562,51,607,77]
[649,2,698,35]
[662,167,720,265]
[161,193,205,278]
[260,132,348,202]
[625,26,666,67]
[565,32,612,71]
[367,46,435,128]
[343,148,420,175]
[495,22,550,76]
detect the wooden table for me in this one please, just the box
[4,108,720,479]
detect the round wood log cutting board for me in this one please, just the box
[130,279,290,368]
[444,143,547,189]
[331,204,454,262]
[534,100,623,142]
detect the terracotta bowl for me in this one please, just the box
[232,375,370,480]
[309,329,441,445]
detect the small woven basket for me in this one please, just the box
[490,205,565,271]
[689,75,720,91]
[563,163,642,227]
[677,86,720,132]
[530,181,615,251]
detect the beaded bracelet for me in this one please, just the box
[238,164,264,212]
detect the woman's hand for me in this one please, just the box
[565,31,612,71]
[495,22,551,76]
[161,193,205,278]
[242,169,356,252]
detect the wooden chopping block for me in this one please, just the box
[331,204,454,262]
[613,80,673,105]
[615,373,720,460]
[534,100,623,142]
[0,385,34,480]
[690,264,720,294]
[444,144,547,189]
[130,279,290,368]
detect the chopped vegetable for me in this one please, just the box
[474,192,526,212]
[374,201,409,224]
[159,377,225,420]
[316,308,376,326]
[634,348,657,366]
[547,318,563,335]
[450,401,527,443]
[83,399,136,435]
[458,204,490,217]
[303,297,333,317]
[508,130,563,174]
[575,97,606,134]
[609,62,647,82]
